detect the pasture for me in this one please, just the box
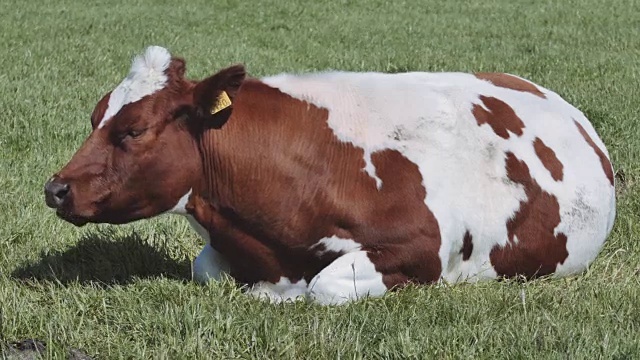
[1,0,639,358]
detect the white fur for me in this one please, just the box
[236,237,383,305]
[247,277,308,303]
[193,243,231,284]
[169,189,191,215]
[306,251,387,305]
[99,46,171,128]
[311,235,362,255]
[263,70,615,290]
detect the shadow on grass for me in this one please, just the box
[11,230,192,286]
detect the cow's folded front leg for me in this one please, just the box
[192,243,231,284]
[306,251,392,305]
[245,278,309,303]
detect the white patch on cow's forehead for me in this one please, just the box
[98,46,172,128]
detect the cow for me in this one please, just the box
[44,46,616,305]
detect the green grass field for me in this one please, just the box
[1,0,639,358]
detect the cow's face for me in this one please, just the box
[44,46,246,226]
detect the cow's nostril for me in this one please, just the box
[55,183,70,199]
[44,178,71,208]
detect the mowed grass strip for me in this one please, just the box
[1,0,639,358]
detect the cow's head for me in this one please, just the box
[44,46,246,226]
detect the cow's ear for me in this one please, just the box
[192,64,246,129]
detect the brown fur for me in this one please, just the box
[475,73,546,98]
[460,231,473,261]
[533,137,564,181]
[489,152,569,278]
[472,96,525,139]
[51,58,199,225]
[190,79,442,287]
[574,120,614,186]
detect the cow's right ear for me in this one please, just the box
[192,64,246,129]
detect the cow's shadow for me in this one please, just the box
[11,230,192,286]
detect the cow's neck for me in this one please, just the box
[187,79,352,284]
[166,129,204,216]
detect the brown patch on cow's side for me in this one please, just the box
[533,137,564,181]
[489,152,569,278]
[475,73,546,99]
[367,149,442,287]
[574,120,614,186]
[460,231,473,261]
[472,96,525,139]
[192,79,442,288]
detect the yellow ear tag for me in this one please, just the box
[210,91,232,115]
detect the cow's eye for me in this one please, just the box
[127,129,144,138]
[115,128,145,145]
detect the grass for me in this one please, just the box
[1,0,639,358]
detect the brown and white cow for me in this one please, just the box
[44,46,616,305]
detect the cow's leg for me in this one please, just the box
[306,251,390,305]
[192,244,231,284]
[182,213,231,284]
[246,278,309,303]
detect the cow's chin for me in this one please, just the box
[55,209,90,227]
[56,210,148,227]
[55,200,167,227]
[55,206,137,227]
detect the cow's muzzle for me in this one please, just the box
[44,177,99,227]
[44,177,71,209]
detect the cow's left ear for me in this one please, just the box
[192,64,246,129]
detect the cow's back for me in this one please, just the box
[262,71,616,282]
